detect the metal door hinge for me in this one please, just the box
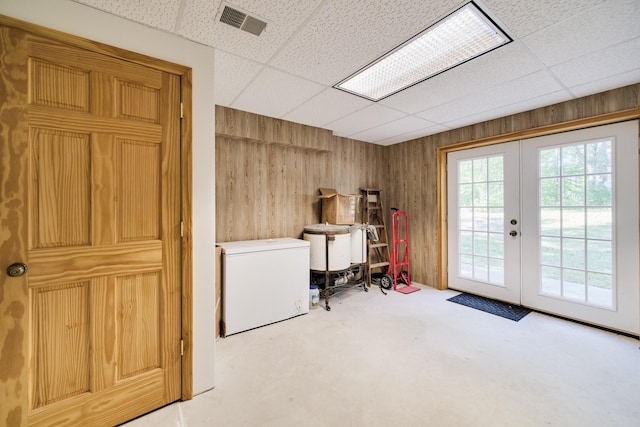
[181,339,184,357]
[180,102,184,119]
[180,221,184,237]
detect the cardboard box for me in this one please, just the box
[319,188,362,225]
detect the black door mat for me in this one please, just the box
[447,293,531,322]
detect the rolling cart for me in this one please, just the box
[303,224,368,311]
[388,208,420,294]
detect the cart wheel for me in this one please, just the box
[325,305,331,311]
[380,274,393,290]
[399,270,409,284]
[364,285,369,292]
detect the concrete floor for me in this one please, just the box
[123,284,640,427]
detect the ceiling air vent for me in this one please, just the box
[219,5,267,36]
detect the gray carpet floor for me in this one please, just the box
[124,283,640,427]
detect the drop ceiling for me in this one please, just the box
[73,0,640,145]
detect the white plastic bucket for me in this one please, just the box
[350,224,367,264]
[303,224,351,271]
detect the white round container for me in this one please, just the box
[350,224,367,264]
[303,224,351,271]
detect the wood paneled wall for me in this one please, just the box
[215,106,386,242]
[385,83,640,288]
[216,84,640,288]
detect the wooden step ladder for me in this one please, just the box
[360,188,390,287]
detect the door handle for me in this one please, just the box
[509,230,518,237]
[6,263,28,277]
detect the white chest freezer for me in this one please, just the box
[217,238,310,336]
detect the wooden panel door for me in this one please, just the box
[0,26,182,426]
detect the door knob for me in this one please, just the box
[7,263,28,277]
[509,230,518,237]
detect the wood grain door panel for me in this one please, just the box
[0,25,181,426]
[29,128,92,248]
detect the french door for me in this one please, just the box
[448,121,639,334]
[521,121,639,333]
[447,141,521,304]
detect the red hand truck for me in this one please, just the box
[387,208,420,294]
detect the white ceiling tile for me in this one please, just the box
[269,0,460,85]
[326,104,406,137]
[568,69,640,98]
[522,0,640,66]
[175,0,220,42]
[214,50,264,106]
[179,0,322,63]
[72,0,181,31]
[443,91,571,130]
[376,124,451,146]
[282,88,372,128]
[483,0,606,38]
[73,0,640,145]
[231,67,324,118]
[379,41,543,114]
[550,37,640,88]
[416,71,564,123]
[222,0,321,26]
[349,116,435,143]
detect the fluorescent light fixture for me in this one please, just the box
[334,2,511,101]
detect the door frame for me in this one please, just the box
[437,108,640,291]
[0,14,194,402]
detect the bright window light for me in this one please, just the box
[335,2,511,101]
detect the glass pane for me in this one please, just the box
[488,182,503,207]
[586,174,611,206]
[459,160,473,183]
[457,154,506,287]
[587,240,612,274]
[538,138,617,310]
[587,272,612,290]
[586,140,612,174]
[541,266,561,296]
[586,208,612,240]
[540,148,560,177]
[563,269,586,301]
[540,236,561,266]
[459,183,473,207]
[562,208,585,238]
[540,208,561,236]
[563,238,585,270]
[540,178,560,206]
[488,156,503,181]
[460,254,473,277]
[489,258,504,285]
[489,208,504,233]
[562,145,585,175]
[474,256,488,281]
[587,272,612,307]
[460,208,473,230]
[488,233,504,258]
[459,231,473,255]
[473,232,488,256]
[473,158,487,182]
[473,183,487,206]
[562,176,585,206]
[473,208,488,231]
